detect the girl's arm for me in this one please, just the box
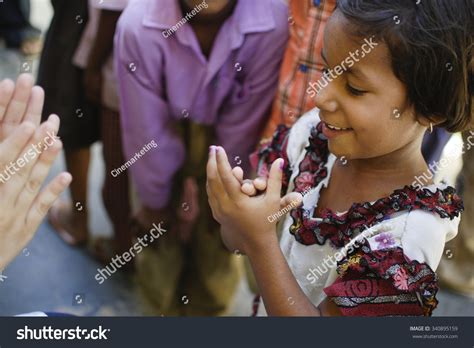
[247,232,341,316]
[207,145,340,316]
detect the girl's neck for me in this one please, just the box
[342,136,431,187]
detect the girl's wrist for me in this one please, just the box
[246,227,279,259]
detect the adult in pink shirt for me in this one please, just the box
[115,0,288,315]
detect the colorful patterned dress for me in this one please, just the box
[251,109,463,316]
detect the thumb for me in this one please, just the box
[267,158,284,200]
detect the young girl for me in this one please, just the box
[207,0,473,316]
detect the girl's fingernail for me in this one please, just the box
[215,146,220,154]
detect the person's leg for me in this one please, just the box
[182,191,241,316]
[0,0,28,47]
[100,106,132,255]
[48,147,90,245]
[65,146,90,229]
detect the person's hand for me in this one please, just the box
[84,67,102,104]
[231,166,268,196]
[206,146,290,255]
[232,166,303,215]
[0,75,72,270]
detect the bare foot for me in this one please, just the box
[48,200,88,246]
[21,37,43,56]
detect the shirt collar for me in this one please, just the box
[142,0,277,47]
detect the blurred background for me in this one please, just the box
[0,0,472,316]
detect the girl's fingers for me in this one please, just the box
[232,166,243,183]
[241,180,257,196]
[0,79,15,123]
[25,172,72,234]
[0,121,35,170]
[23,86,45,127]
[15,138,63,212]
[206,146,227,201]
[266,158,284,200]
[280,192,303,210]
[253,177,267,191]
[3,74,34,127]
[215,146,241,200]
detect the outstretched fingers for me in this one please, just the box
[26,172,72,235]
[266,158,284,201]
[215,146,242,201]
[0,79,15,124]
[2,74,34,131]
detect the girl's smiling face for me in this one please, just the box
[315,10,429,161]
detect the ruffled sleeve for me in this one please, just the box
[323,209,461,317]
[250,109,321,195]
[323,243,439,316]
[250,125,292,195]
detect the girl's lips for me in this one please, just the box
[321,122,353,139]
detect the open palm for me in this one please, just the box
[0,75,72,270]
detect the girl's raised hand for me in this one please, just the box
[206,146,284,255]
[232,166,303,212]
[0,76,72,270]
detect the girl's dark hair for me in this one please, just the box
[337,0,474,132]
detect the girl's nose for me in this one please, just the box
[314,78,338,113]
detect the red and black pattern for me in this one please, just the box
[287,122,463,248]
[250,121,463,317]
[289,184,463,248]
[250,124,292,195]
[324,242,439,316]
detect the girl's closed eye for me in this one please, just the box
[345,83,367,96]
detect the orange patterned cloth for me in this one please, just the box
[261,0,337,140]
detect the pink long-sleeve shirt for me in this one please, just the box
[115,0,289,209]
